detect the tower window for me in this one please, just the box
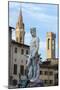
[13,64,17,74]
[48,38,50,49]
[52,39,55,50]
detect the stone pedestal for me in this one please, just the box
[27,80,44,87]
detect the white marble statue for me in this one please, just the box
[27,28,40,82]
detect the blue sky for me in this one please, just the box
[9,2,58,61]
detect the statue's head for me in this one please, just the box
[30,27,36,37]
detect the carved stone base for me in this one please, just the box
[27,80,44,87]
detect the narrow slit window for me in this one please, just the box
[48,38,50,49]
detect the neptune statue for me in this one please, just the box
[27,28,40,83]
[18,28,43,88]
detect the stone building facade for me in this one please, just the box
[9,40,29,86]
[9,7,29,87]
[39,59,58,86]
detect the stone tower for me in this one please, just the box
[16,6,25,44]
[46,32,56,59]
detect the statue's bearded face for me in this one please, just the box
[30,28,36,37]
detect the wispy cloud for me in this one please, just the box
[23,6,57,23]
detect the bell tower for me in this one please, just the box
[16,6,25,44]
[46,32,56,59]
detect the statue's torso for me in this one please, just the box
[30,37,39,57]
[27,34,40,82]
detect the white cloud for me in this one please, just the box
[23,7,57,23]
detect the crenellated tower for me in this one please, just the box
[46,32,56,59]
